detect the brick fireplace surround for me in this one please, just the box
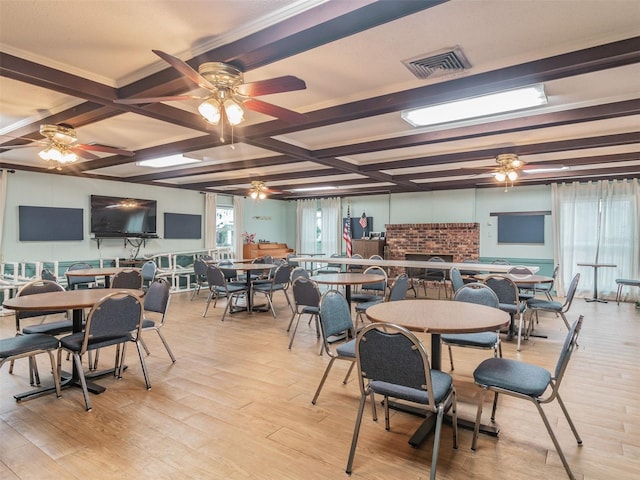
[385,223,480,275]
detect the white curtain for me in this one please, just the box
[0,170,7,257]
[552,179,639,300]
[297,199,317,254]
[320,197,341,256]
[204,193,216,250]
[233,196,244,260]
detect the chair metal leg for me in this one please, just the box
[534,400,577,480]
[447,344,454,371]
[155,329,176,363]
[383,394,391,430]
[135,340,151,390]
[312,357,337,404]
[516,311,524,351]
[345,393,368,475]
[429,405,446,480]
[472,389,487,451]
[342,360,355,384]
[46,350,62,398]
[288,313,301,350]
[140,336,151,356]
[556,392,583,445]
[72,352,91,411]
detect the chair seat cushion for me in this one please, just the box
[22,320,73,336]
[0,334,59,358]
[616,278,640,287]
[301,306,320,315]
[355,298,384,312]
[142,319,156,328]
[370,369,453,405]
[351,293,383,303]
[253,283,285,293]
[336,338,356,358]
[441,331,498,348]
[497,303,524,315]
[61,332,133,351]
[527,299,563,310]
[474,357,551,397]
[216,284,246,294]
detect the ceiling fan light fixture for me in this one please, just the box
[507,170,518,181]
[224,98,244,126]
[249,180,267,200]
[494,171,506,182]
[401,83,547,127]
[198,98,221,124]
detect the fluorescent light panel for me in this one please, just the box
[137,154,201,168]
[401,84,547,127]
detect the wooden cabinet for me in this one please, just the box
[243,242,294,260]
[353,239,385,258]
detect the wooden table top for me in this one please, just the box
[365,299,509,334]
[310,273,385,286]
[227,263,277,271]
[577,263,617,268]
[473,273,553,285]
[3,288,143,312]
[65,267,140,277]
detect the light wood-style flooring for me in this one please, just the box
[1,285,639,479]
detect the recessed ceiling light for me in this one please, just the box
[290,186,338,192]
[136,154,201,168]
[401,84,548,127]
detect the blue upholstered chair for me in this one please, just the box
[441,283,502,371]
[526,273,580,333]
[346,322,458,480]
[202,265,248,320]
[354,273,409,323]
[311,290,356,404]
[471,316,584,480]
[287,277,321,349]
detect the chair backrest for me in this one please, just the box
[356,323,437,409]
[286,253,299,268]
[492,259,511,265]
[111,269,143,289]
[319,290,355,339]
[388,273,409,302]
[362,266,387,293]
[141,260,157,280]
[425,256,446,280]
[217,260,237,280]
[507,265,534,277]
[144,278,171,316]
[262,255,273,265]
[327,253,343,269]
[41,268,57,281]
[453,282,500,308]
[15,279,66,321]
[290,267,310,283]
[81,291,143,354]
[272,263,293,286]
[459,258,480,276]
[348,254,364,272]
[292,277,321,309]
[483,274,519,307]
[206,265,227,289]
[562,273,580,311]
[449,267,464,294]
[65,262,94,288]
[553,316,583,386]
[193,258,208,278]
[369,255,383,261]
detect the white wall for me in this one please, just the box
[344,185,554,261]
[2,170,205,262]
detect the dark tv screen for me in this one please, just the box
[90,195,157,237]
[19,206,84,241]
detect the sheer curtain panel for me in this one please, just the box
[320,197,341,256]
[297,199,317,255]
[233,196,244,260]
[204,193,217,250]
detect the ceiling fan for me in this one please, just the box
[114,50,307,141]
[463,153,568,191]
[0,123,134,170]
[248,180,284,199]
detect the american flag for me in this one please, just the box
[359,212,368,229]
[343,207,352,257]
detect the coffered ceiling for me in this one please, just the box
[1,0,639,200]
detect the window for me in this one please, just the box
[216,206,234,247]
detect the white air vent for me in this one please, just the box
[402,46,471,79]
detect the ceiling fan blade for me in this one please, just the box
[243,98,307,123]
[0,143,41,150]
[237,76,306,97]
[152,49,215,90]
[521,162,567,171]
[74,144,135,157]
[71,148,100,160]
[114,95,201,105]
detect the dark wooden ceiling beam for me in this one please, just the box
[315,99,640,159]
[182,168,346,190]
[359,132,640,171]
[243,36,640,138]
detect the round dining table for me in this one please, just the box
[3,288,143,401]
[473,273,553,286]
[365,299,510,443]
[310,272,385,309]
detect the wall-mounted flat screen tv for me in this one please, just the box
[90,195,157,238]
